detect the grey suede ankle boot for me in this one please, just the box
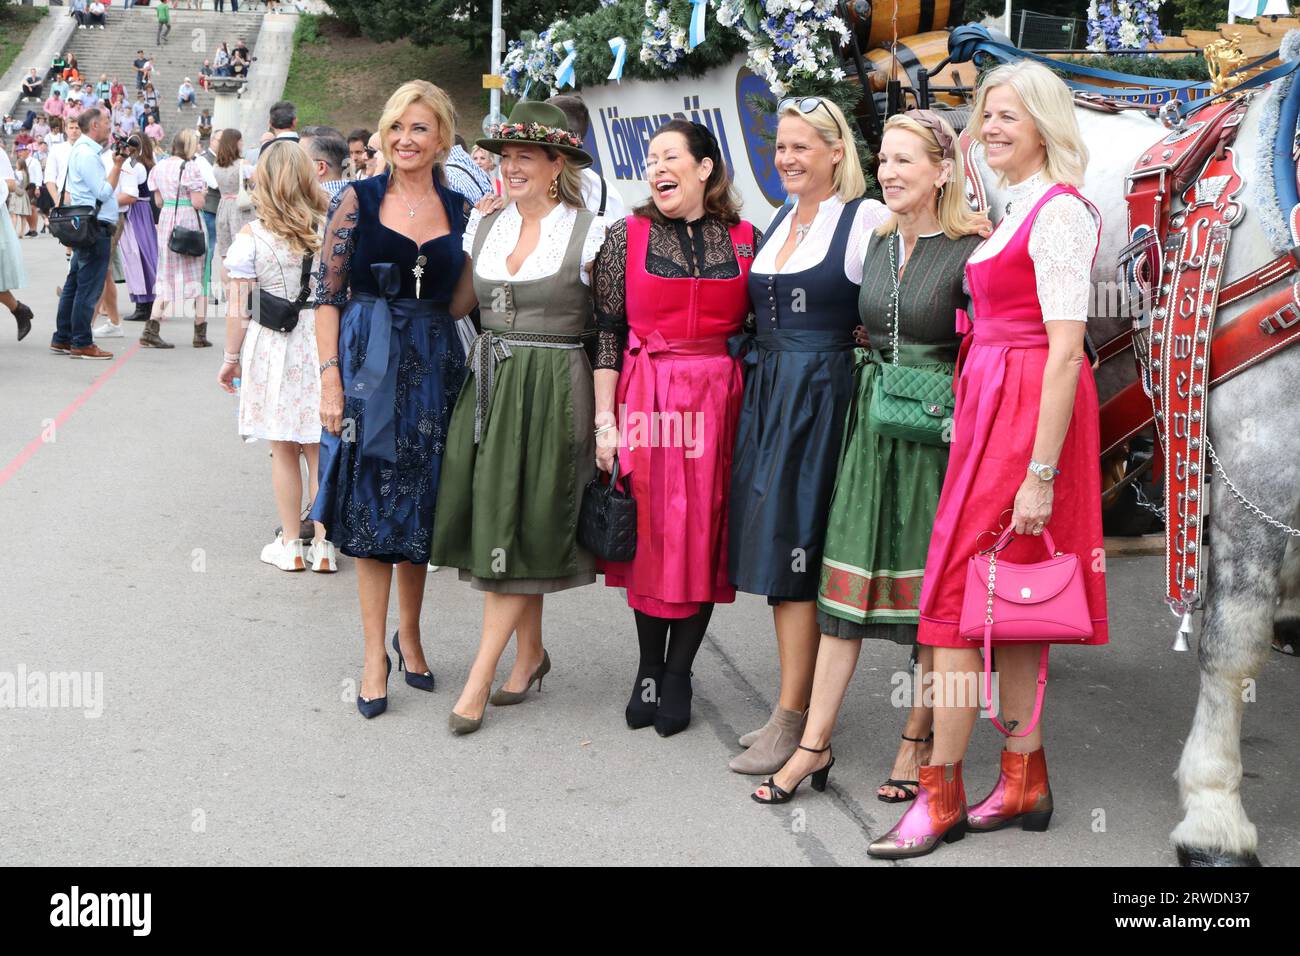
[728,707,805,775]
[738,705,780,748]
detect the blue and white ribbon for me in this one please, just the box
[689,0,708,51]
[556,40,577,89]
[608,36,627,82]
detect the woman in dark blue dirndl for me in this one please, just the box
[726,97,885,777]
[312,81,472,720]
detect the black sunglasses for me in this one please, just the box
[363,146,377,158]
[777,96,844,141]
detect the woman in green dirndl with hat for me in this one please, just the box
[431,102,608,735]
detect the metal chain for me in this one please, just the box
[1133,481,1166,520]
[888,231,901,366]
[1206,440,1300,537]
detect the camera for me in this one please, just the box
[112,133,137,158]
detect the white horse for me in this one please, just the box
[964,86,1300,866]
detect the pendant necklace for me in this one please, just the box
[413,254,427,298]
[394,177,434,219]
[794,221,812,243]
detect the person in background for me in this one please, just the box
[144,82,160,113]
[215,43,232,77]
[87,1,107,29]
[43,114,81,210]
[95,75,111,104]
[145,115,165,146]
[263,101,299,154]
[199,61,214,92]
[115,132,159,326]
[177,78,198,112]
[9,144,35,239]
[198,109,213,142]
[133,93,147,129]
[156,1,172,47]
[92,129,129,339]
[0,148,35,341]
[443,134,493,206]
[71,0,88,30]
[44,90,65,122]
[197,132,223,307]
[22,69,42,102]
[346,128,371,180]
[470,145,495,175]
[546,94,625,221]
[134,50,149,90]
[299,126,350,200]
[217,141,334,574]
[51,108,126,360]
[364,130,386,177]
[63,54,82,86]
[214,128,256,302]
[111,76,125,105]
[146,128,208,349]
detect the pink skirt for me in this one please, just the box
[917,343,1109,646]
[602,332,742,618]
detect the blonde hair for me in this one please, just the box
[967,60,1088,187]
[776,98,866,203]
[171,127,199,161]
[252,140,327,257]
[501,143,585,210]
[377,80,455,172]
[874,113,985,240]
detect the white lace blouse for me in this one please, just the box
[967,171,1097,322]
[464,201,608,287]
[753,195,890,282]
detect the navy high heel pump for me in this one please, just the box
[357,653,392,719]
[392,630,435,692]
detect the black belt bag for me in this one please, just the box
[49,203,102,248]
[252,248,314,334]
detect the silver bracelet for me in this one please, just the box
[594,423,615,436]
[222,353,240,365]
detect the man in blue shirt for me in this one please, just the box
[444,135,493,206]
[51,107,128,359]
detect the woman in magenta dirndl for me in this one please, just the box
[869,60,1109,859]
[591,120,758,738]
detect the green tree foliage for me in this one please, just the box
[1166,0,1223,33]
[326,0,604,52]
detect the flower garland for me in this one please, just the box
[502,24,568,97]
[715,0,849,97]
[1086,0,1165,53]
[640,1,692,70]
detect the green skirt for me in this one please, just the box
[430,344,595,593]
[816,353,952,644]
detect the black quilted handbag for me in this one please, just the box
[578,454,637,562]
[165,160,207,258]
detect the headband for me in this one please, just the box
[904,109,956,161]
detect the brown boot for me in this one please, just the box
[193,321,212,348]
[728,706,804,775]
[140,318,174,349]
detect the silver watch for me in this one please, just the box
[1028,460,1059,481]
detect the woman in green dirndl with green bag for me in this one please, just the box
[430,103,608,736]
[751,111,988,806]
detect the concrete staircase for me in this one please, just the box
[53,6,264,124]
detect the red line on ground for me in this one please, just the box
[0,342,142,490]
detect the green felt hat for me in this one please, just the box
[476,101,592,167]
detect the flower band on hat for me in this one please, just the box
[487,121,583,151]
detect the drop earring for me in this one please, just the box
[549,178,559,199]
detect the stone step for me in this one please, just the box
[50,8,264,123]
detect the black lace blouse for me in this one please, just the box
[591,214,762,370]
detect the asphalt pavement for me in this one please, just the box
[1,232,1297,866]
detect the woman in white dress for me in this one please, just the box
[216,139,336,573]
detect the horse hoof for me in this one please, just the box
[1176,845,1263,867]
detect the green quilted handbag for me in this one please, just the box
[865,232,954,447]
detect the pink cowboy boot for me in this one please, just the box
[867,760,968,859]
[968,747,1054,832]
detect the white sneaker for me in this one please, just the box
[428,564,441,572]
[93,321,124,338]
[307,539,339,573]
[260,534,306,571]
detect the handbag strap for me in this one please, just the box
[252,228,313,307]
[886,230,901,367]
[981,545,1051,738]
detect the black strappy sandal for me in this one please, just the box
[751,744,835,805]
[877,732,934,804]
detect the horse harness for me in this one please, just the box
[1111,96,1300,623]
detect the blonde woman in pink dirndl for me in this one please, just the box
[868,60,1109,860]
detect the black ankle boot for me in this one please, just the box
[124,300,151,322]
[654,671,693,738]
[625,662,664,730]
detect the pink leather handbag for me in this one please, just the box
[957,527,1094,737]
